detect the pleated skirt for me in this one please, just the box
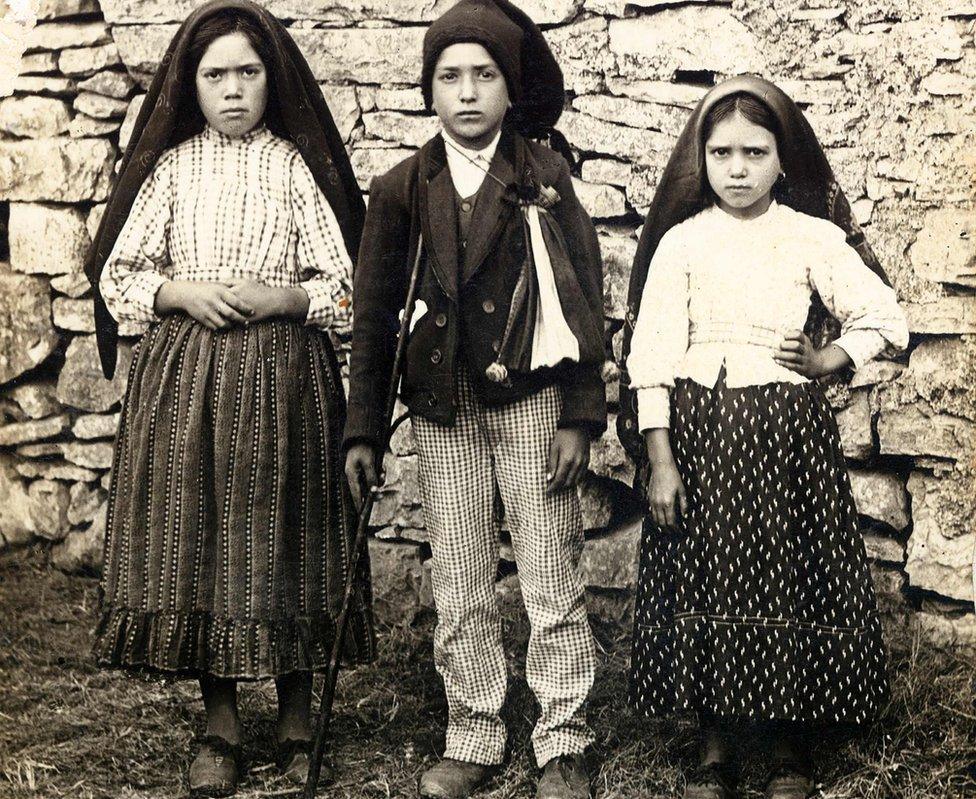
[630,375,888,725]
[94,316,375,680]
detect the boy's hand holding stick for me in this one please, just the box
[305,236,425,799]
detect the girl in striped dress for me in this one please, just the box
[618,76,909,799]
[85,2,374,795]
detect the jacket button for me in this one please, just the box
[430,348,442,364]
[427,394,437,407]
[491,339,501,353]
[435,313,447,328]
[482,299,495,314]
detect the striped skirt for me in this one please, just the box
[94,316,375,680]
[630,375,888,725]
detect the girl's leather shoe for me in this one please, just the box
[276,738,318,785]
[188,735,244,798]
[683,761,740,799]
[764,759,815,799]
[766,760,816,799]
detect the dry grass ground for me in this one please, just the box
[1,549,975,799]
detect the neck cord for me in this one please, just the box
[443,136,509,191]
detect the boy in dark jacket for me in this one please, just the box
[344,2,607,796]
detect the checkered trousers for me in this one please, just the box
[411,368,596,767]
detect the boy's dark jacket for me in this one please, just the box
[344,128,607,451]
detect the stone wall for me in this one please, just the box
[0,0,973,636]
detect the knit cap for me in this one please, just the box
[420,0,564,138]
[421,0,523,106]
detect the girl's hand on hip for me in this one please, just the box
[155,280,252,329]
[547,428,589,495]
[647,458,687,529]
[774,330,826,378]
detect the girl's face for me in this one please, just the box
[704,110,781,220]
[195,31,268,138]
[432,42,510,150]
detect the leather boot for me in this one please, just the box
[536,753,590,799]
[418,758,497,798]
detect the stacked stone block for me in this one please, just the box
[0,0,973,636]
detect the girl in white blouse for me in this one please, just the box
[620,76,908,799]
[86,3,374,795]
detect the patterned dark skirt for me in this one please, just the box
[630,374,888,725]
[94,316,375,680]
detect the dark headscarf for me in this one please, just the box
[85,0,366,379]
[420,0,565,140]
[616,75,891,463]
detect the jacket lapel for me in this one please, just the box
[461,131,519,285]
[418,136,459,300]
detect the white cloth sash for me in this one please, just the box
[525,204,579,370]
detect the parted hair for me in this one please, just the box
[182,9,286,138]
[699,91,786,205]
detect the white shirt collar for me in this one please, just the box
[709,198,780,225]
[441,129,502,199]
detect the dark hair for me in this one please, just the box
[700,92,784,204]
[180,10,286,138]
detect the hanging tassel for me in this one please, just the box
[536,184,561,209]
[600,358,620,384]
[486,361,509,383]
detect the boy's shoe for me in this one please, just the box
[188,735,244,798]
[536,753,590,799]
[418,758,497,798]
[764,759,815,799]
[683,761,739,799]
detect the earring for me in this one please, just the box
[778,170,786,180]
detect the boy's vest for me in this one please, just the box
[456,187,480,257]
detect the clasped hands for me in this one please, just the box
[155,279,309,330]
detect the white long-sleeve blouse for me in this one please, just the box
[628,201,910,431]
[99,124,353,333]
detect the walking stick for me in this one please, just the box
[305,233,426,798]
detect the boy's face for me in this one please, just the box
[704,110,781,220]
[195,31,268,138]
[431,42,510,150]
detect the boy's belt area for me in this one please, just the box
[411,354,566,405]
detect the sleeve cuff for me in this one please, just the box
[300,279,348,332]
[833,330,886,370]
[342,400,386,452]
[558,374,608,439]
[637,386,670,431]
[119,271,169,324]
